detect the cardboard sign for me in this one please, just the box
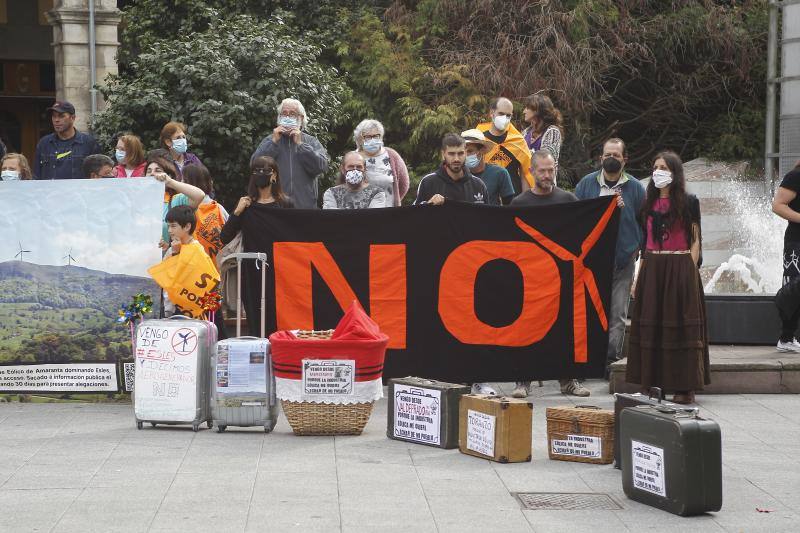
[466,409,496,457]
[631,440,666,497]
[134,323,199,422]
[393,385,441,445]
[302,359,355,395]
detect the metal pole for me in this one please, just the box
[89,0,97,121]
[766,2,778,194]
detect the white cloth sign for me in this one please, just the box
[134,323,200,422]
[393,385,441,445]
[466,409,496,457]
[631,440,666,496]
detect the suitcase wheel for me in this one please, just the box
[136,421,143,430]
[150,422,157,428]
[192,424,199,432]
[264,426,272,434]
[217,425,226,433]
[207,421,213,429]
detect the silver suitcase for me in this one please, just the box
[133,315,217,431]
[211,252,278,432]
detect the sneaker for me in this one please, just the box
[511,381,530,398]
[471,382,497,396]
[776,339,800,353]
[560,379,590,397]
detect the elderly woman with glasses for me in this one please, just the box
[353,119,409,206]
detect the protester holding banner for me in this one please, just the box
[354,119,410,206]
[181,164,229,262]
[220,156,293,335]
[159,121,203,177]
[147,155,204,251]
[82,154,115,179]
[575,138,645,377]
[522,94,564,169]
[509,150,590,398]
[626,151,708,405]
[113,133,147,178]
[414,134,489,207]
[476,97,534,195]
[1,153,33,180]
[323,151,387,209]
[461,129,515,205]
[250,98,329,209]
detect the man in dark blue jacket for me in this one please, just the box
[575,138,645,376]
[34,101,102,180]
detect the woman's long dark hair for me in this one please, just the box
[641,150,695,246]
[247,156,291,207]
[524,94,564,134]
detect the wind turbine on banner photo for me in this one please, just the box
[63,247,78,267]
[14,241,31,262]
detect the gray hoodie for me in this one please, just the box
[250,132,329,209]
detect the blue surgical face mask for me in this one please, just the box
[1,170,20,181]
[279,116,299,129]
[465,154,481,169]
[115,149,126,163]
[172,138,188,154]
[362,138,383,154]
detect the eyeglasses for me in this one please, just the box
[280,111,301,118]
[362,133,382,141]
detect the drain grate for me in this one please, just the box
[514,492,622,511]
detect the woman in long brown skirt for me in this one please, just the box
[626,151,710,404]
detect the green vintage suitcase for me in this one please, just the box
[620,405,722,516]
[387,377,470,448]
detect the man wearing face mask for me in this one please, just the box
[575,138,645,377]
[250,98,330,209]
[323,151,387,209]
[461,129,515,206]
[476,97,534,196]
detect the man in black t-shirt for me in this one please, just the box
[772,162,800,352]
[509,150,590,397]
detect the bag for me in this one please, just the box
[216,231,243,315]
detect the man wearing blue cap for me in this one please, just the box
[34,101,102,179]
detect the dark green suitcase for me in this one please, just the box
[620,405,722,516]
[387,377,469,448]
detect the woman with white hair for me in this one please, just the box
[354,119,409,206]
[250,98,330,209]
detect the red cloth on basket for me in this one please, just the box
[270,301,389,382]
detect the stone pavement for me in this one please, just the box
[0,381,798,533]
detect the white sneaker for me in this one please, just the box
[471,383,497,396]
[511,382,530,398]
[776,339,800,353]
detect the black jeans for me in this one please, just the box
[779,242,800,342]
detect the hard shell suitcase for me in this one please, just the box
[613,387,679,469]
[387,377,470,448]
[211,252,277,432]
[458,394,532,463]
[620,405,722,516]
[133,315,217,431]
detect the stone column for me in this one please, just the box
[46,0,121,131]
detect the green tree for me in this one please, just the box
[93,11,351,205]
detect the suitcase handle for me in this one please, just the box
[575,405,601,410]
[648,387,663,402]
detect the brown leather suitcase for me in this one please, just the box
[458,394,532,463]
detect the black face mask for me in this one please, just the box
[602,157,623,174]
[253,174,268,189]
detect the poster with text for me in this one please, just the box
[0,179,163,400]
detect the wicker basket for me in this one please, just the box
[546,405,614,464]
[281,329,375,436]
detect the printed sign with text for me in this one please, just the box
[393,385,441,445]
[551,434,602,459]
[302,360,355,395]
[631,440,666,497]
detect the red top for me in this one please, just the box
[646,198,689,251]
[114,161,147,178]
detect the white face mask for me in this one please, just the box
[652,169,673,189]
[493,114,511,131]
[1,170,20,181]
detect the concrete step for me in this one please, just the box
[609,345,800,394]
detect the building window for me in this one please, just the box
[38,0,53,26]
[0,0,7,25]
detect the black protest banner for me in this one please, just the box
[238,197,619,382]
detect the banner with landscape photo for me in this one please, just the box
[0,179,163,401]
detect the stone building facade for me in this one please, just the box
[0,0,121,163]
